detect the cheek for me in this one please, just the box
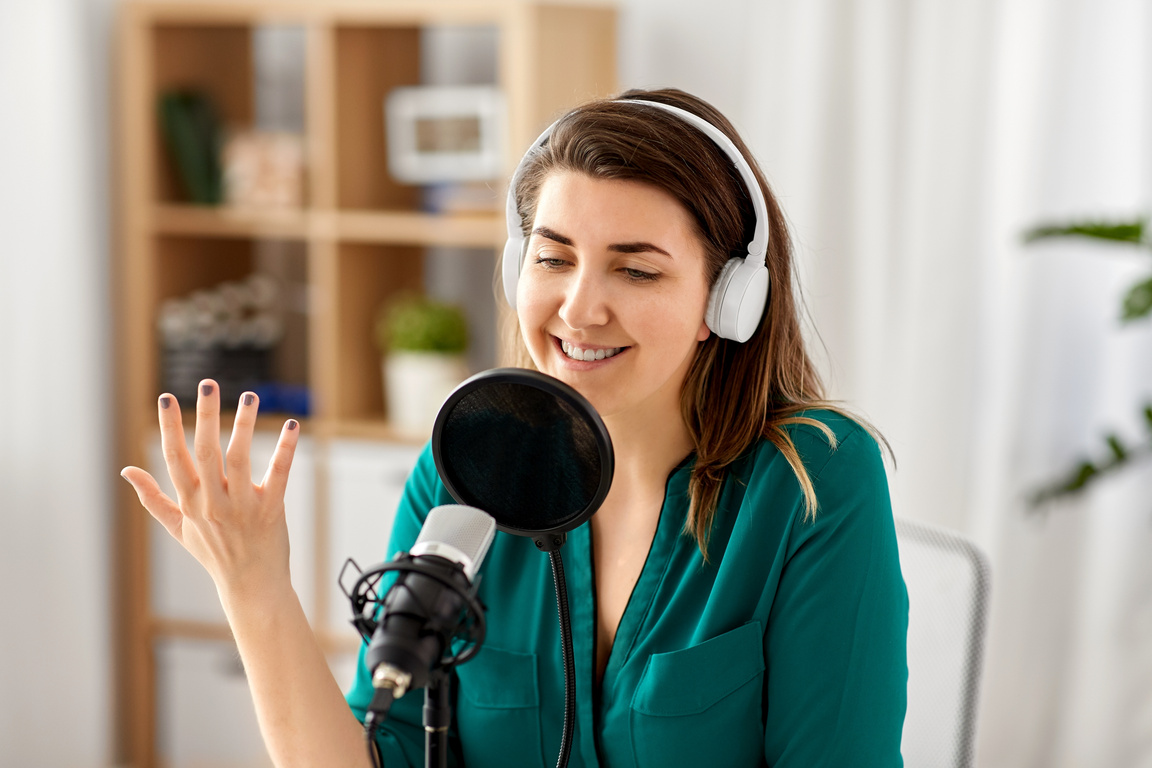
[515,272,540,322]
[630,295,706,355]
[648,285,709,340]
[516,276,551,345]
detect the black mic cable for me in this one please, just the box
[549,549,576,768]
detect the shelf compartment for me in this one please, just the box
[151,24,255,205]
[150,21,310,210]
[154,234,258,301]
[152,235,311,408]
[334,25,422,211]
[327,243,424,422]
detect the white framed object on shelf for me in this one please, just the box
[385,85,505,183]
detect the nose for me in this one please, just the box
[558,267,610,330]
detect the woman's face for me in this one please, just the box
[516,171,712,424]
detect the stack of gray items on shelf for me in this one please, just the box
[158,274,283,405]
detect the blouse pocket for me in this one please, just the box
[454,645,545,768]
[630,621,765,767]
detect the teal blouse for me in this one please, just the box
[346,410,908,767]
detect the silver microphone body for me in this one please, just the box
[365,505,496,696]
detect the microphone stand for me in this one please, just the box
[424,669,452,768]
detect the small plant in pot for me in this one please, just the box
[375,293,470,436]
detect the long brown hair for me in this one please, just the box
[508,88,882,557]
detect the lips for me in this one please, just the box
[559,338,625,362]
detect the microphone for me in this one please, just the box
[349,504,496,705]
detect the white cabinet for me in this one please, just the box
[155,638,273,768]
[325,439,422,639]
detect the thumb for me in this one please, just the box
[121,466,184,539]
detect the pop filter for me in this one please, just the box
[431,368,614,550]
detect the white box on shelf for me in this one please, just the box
[385,85,505,183]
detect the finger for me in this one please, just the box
[193,379,225,494]
[261,419,300,499]
[157,393,198,503]
[226,391,258,488]
[121,466,184,539]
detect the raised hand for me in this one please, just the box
[120,379,300,601]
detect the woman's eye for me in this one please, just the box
[622,267,658,282]
[534,257,568,269]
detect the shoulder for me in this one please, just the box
[738,409,892,536]
[406,441,443,503]
[746,408,885,487]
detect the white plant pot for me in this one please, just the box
[383,351,470,436]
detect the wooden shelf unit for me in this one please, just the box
[113,2,616,765]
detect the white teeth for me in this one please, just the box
[561,340,623,362]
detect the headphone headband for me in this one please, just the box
[502,98,770,342]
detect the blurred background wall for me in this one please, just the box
[2,0,1152,765]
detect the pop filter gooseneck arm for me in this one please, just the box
[432,368,614,768]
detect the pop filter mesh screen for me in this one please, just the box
[439,381,604,532]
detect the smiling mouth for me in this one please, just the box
[559,338,626,362]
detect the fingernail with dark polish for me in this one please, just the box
[202,383,214,396]
[243,393,254,406]
[160,396,171,409]
[287,419,299,431]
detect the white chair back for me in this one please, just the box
[895,517,991,768]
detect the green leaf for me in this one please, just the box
[1069,460,1098,490]
[1121,275,1152,322]
[1031,460,1098,506]
[1106,434,1127,462]
[1023,219,1146,245]
[1144,405,1152,432]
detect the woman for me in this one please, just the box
[122,88,907,767]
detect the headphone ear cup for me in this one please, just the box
[502,234,526,309]
[706,257,769,342]
[705,258,742,338]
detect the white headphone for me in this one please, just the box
[501,98,770,343]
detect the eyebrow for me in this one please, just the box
[532,226,672,258]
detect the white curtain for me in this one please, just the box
[623,0,1152,765]
[0,0,114,765]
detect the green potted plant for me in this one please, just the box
[1024,218,1152,505]
[374,293,470,435]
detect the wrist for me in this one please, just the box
[217,573,299,625]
